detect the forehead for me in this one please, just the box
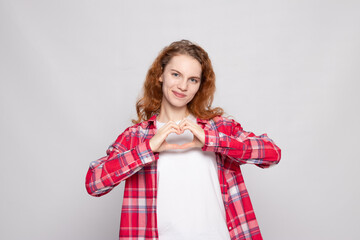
[165,54,202,76]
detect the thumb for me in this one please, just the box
[177,141,196,150]
[161,141,183,151]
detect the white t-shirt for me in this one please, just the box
[156,114,231,240]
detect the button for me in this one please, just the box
[229,226,232,230]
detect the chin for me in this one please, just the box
[172,103,188,108]
[169,99,189,108]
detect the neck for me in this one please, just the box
[157,102,190,123]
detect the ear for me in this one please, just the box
[159,75,163,83]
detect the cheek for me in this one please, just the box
[162,77,176,90]
[191,85,201,95]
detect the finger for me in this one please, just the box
[182,124,197,135]
[182,125,205,146]
[163,143,183,151]
[179,119,199,132]
[162,128,181,140]
[159,122,181,135]
[177,141,196,149]
[151,127,181,152]
[165,121,182,134]
[178,118,188,128]
[160,121,180,130]
[178,118,191,129]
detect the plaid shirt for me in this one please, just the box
[85,114,281,240]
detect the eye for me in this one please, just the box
[190,78,199,83]
[172,72,179,77]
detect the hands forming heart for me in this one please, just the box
[149,118,205,153]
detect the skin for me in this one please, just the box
[149,54,206,152]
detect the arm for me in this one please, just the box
[201,117,281,168]
[85,128,159,197]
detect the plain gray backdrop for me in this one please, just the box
[1,0,359,239]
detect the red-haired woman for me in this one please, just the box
[85,40,281,240]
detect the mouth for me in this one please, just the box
[172,91,186,98]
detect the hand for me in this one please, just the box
[149,118,206,152]
[177,118,205,149]
[149,121,184,152]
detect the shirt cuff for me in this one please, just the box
[201,128,219,152]
[135,139,159,165]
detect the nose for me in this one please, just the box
[177,79,188,91]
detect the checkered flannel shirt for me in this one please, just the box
[85,114,281,240]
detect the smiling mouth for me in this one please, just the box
[172,91,186,98]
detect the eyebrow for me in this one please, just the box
[170,69,201,79]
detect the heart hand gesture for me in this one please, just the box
[177,117,205,150]
[149,118,205,153]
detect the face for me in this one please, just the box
[159,54,202,109]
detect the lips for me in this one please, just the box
[172,91,186,98]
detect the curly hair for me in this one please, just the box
[132,39,224,124]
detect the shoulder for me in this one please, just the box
[210,114,241,126]
[111,120,153,149]
[207,114,243,133]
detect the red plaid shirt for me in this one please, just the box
[85,114,281,240]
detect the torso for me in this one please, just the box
[156,114,231,240]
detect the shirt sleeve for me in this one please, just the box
[201,117,281,168]
[85,128,159,197]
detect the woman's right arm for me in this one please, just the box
[85,127,159,197]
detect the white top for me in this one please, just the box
[156,114,231,240]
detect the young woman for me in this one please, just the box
[85,40,281,240]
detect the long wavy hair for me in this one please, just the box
[132,39,224,124]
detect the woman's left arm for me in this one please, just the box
[201,117,281,168]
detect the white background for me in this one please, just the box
[1,0,359,239]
